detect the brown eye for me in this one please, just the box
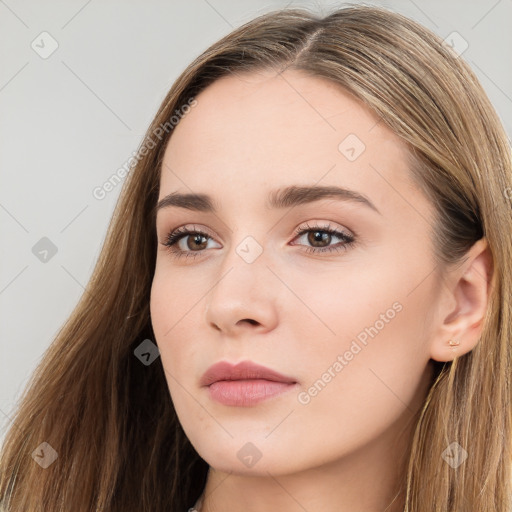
[161,226,220,260]
[183,233,209,251]
[307,230,333,248]
[292,222,356,255]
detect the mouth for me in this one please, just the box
[200,360,298,407]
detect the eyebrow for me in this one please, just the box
[154,185,381,217]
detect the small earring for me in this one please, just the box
[448,339,460,350]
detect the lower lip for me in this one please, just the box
[207,379,297,406]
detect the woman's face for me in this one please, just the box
[150,69,439,476]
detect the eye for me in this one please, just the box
[160,224,219,260]
[291,222,356,254]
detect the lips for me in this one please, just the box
[200,360,297,387]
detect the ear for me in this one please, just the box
[429,238,493,362]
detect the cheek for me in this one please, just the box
[292,329,431,467]
[149,268,189,373]
[288,262,435,434]
[150,263,204,342]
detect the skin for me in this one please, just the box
[150,68,492,512]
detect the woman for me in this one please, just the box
[1,4,511,511]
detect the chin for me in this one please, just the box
[195,435,312,476]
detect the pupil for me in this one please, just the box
[191,234,206,249]
[310,230,330,247]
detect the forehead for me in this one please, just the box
[158,69,415,212]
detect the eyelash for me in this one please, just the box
[160,222,356,261]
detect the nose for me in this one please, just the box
[204,249,280,337]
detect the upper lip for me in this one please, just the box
[200,360,297,387]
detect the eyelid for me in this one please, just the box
[165,223,218,239]
[293,220,354,238]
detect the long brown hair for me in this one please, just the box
[1,4,511,511]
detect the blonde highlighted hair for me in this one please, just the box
[1,4,511,511]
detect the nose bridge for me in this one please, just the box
[212,231,270,301]
[217,213,270,272]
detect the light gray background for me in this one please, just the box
[1,0,511,444]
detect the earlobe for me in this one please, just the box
[429,238,493,362]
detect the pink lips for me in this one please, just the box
[200,360,298,407]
